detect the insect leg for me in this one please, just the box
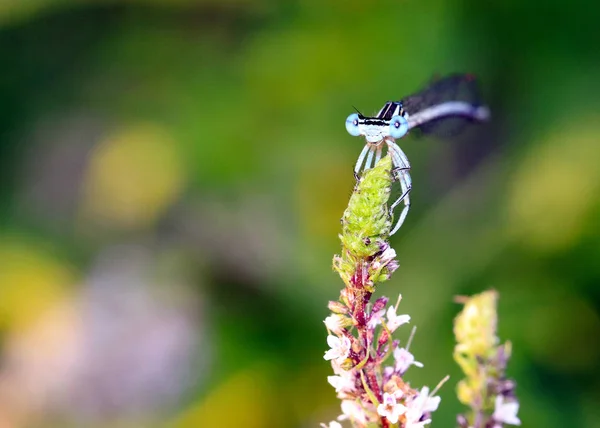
[354,144,371,175]
[374,145,383,166]
[364,146,375,170]
[387,142,412,235]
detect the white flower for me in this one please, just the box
[324,335,351,362]
[393,389,404,399]
[406,419,431,428]
[386,306,410,332]
[417,387,441,413]
[339,400,367,424]
[493,396,521,426]
[331,359,345,375]
[324,314,345,334]
[367,308,386,329]
[380,246,397,262]
[394,347,424,373]
[377,392,407,424]
[320,421,342,428]
[328,373,356,393]
[405,417,431,428]
[383,366,394,379]
[404,386,440,428]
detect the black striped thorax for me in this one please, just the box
[358,101,408,126]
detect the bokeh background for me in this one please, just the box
[0,0,599,427]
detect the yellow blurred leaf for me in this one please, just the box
[171,365,275,428]
[80,123,186,231]
[0,238,74,330]
[506,118,600,252]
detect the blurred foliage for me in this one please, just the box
[0,237,74,330]
[0,0,598,427]
[79,123,186,231]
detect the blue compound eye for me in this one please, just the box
[389,115,408,139]
[345,113,361,136]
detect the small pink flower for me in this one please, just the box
[493,396,521,426]
[393,389,405,399]
[404,387,440,428]
[394,347,424,373]
[367,308,386,329]
[377,392,407,424]
[324,335,351,362]
[330,359,345,375]
[379,245,399,275]
[320,421,342,428]
[327,372,356,393]
[405,417,432,428]
[339,400,367,424]
[324,314,345,334]
[380,246,397,263]
[383,366,394,379]
[386,306,410,332]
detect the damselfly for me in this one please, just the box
[345,73,490,235]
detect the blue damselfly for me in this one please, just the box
[345,74,490,235]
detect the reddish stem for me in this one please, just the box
[350,264,383,405]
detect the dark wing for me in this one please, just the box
[402,74,485,137]
[375,101,403,121]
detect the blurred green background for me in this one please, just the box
[0,0,599,427]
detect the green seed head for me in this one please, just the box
[340,155,393,258]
